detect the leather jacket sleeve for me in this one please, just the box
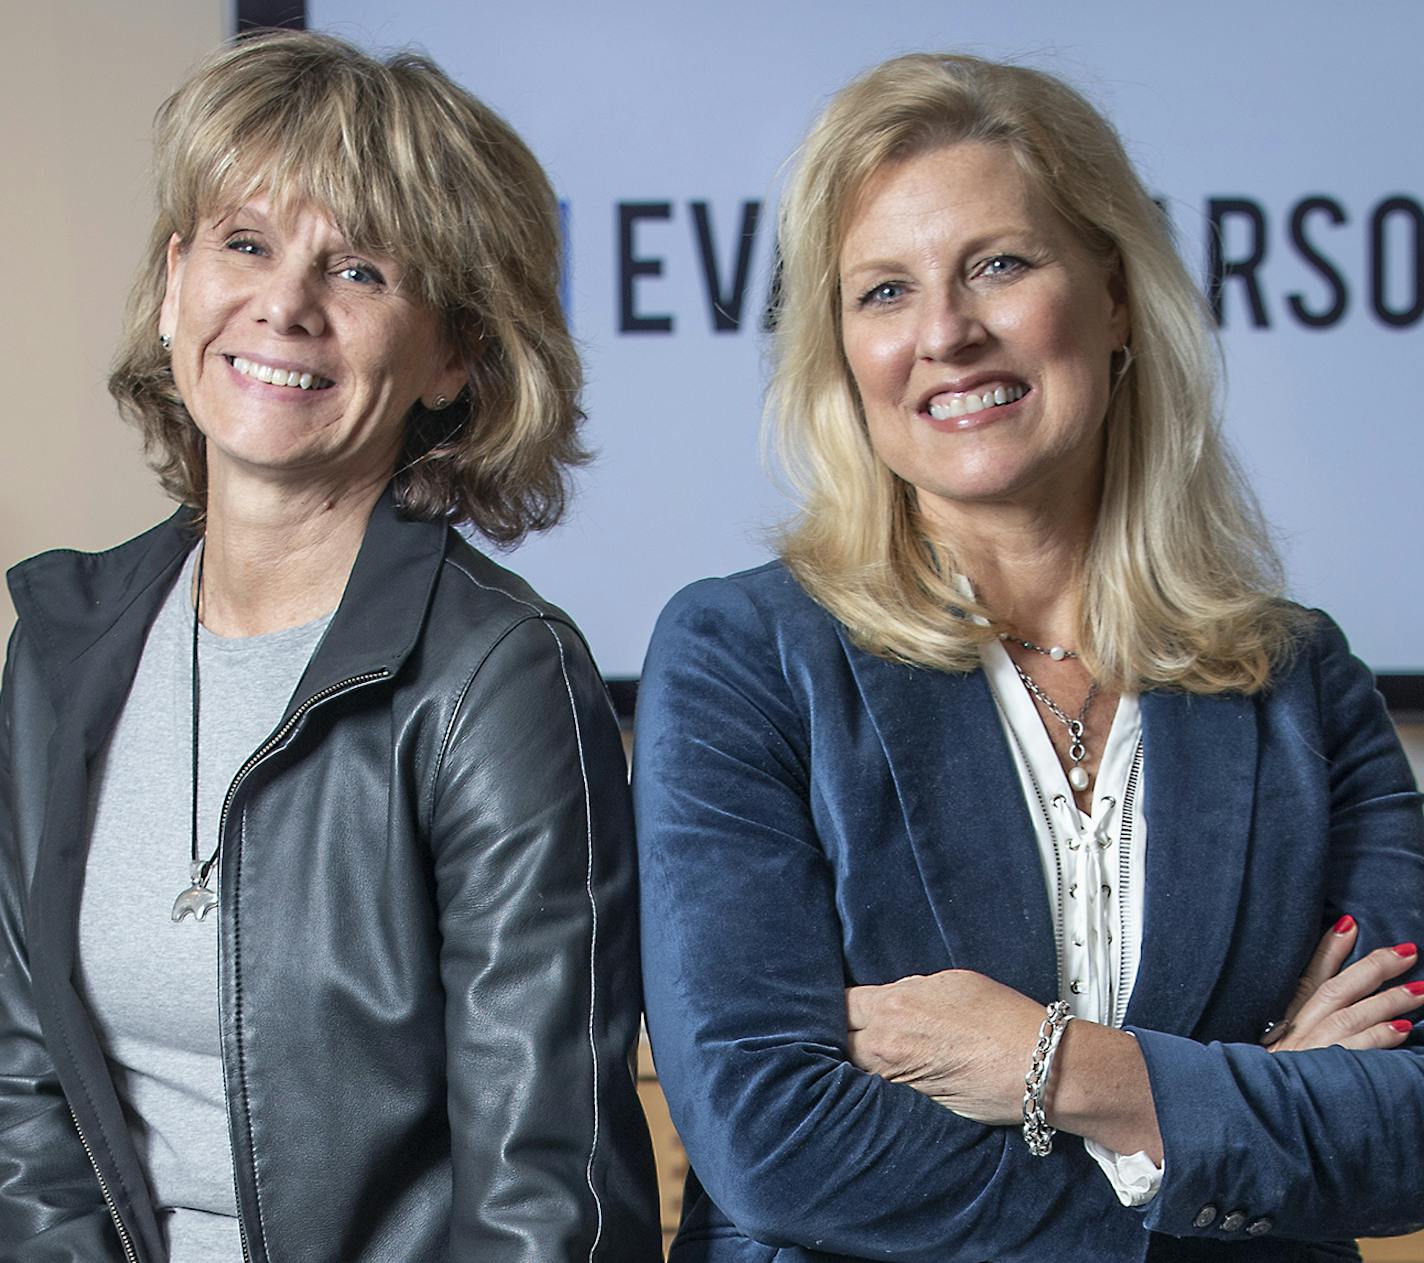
[0,627,129,1262]
[428,614,660,1262]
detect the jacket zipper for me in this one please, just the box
[215,668,390,1263]
[215,669,391,850]
[69,1106,140,1263]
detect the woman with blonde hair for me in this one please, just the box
[636,52,1424,1260]
[0,30,659,1262]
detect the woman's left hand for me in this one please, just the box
[845,970,1046,1126]
[1264,916,1422,1052]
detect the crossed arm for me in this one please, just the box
[841,614,1424,1238]
[843,920,1423,1157]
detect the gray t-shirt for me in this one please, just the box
[76,546,331,1261]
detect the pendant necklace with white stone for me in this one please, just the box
[1010,658,1099,792]
[172,543,219,924]
[999,632,1077,662]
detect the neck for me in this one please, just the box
[929,496,1098,647]
[197,467,388,636]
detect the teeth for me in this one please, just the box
[928,383,1025,421]
[230,355,332,390]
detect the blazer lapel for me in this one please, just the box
[1125,689,1259,1035]
[842,634,1060,1003]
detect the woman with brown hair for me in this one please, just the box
[636,52,1424,1261]
[0,31,659,1262]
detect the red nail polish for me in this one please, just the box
[1391,1020,1415,1033]
[1404,981,1424,996]
[1332,915,1356,934]
[1393,943,1418,958]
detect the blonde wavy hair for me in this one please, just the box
[770,52,1301,693]
[109,29,583,544]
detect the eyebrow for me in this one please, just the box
[840,257,909,282]
[209,205,364,259]
[209,203,272,233]
[840,227,1041,278]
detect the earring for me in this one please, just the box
[431,395,450,410]
[159,333,173,351]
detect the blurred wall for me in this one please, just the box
[312,1,1424,681]
[0,0,226,650]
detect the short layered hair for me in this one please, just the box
[770,52,1300,693]
[110,29,583,544]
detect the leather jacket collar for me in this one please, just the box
[8,487,446,733]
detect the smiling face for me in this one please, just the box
[838,142,1129,536]
[159,195,467,500]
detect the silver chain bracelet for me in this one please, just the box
[1022,1000,1074,1157]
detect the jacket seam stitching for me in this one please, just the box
[427,613,544,817]
[541,618,606,1260]
[428,558,551,817]
[442,557,545,618]
[427,558,607,1251]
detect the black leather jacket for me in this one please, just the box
[0,492,661,1262]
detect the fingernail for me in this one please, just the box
[1404,981,1424,996]
[1391,1020,1415,1033]
[1393,943,1418,958]
[1332,915,1356,934]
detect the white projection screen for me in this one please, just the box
[301,1,1423,698]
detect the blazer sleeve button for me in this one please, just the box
[1219,1210,1248,1232]
[1245,1218,1274,1237]
[1192,1205,1219,1228]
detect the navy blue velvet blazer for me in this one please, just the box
[634,561,1424,1263]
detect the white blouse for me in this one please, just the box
[980,638,1163,1206]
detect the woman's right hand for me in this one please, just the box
[1263,915,1423,1052]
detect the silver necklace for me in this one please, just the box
[1010,659,1099,792]
[999,631,1077,662]
[172,544,219,923]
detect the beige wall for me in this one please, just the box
[0,0,226,649]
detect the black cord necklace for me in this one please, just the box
[171,543,219,923]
